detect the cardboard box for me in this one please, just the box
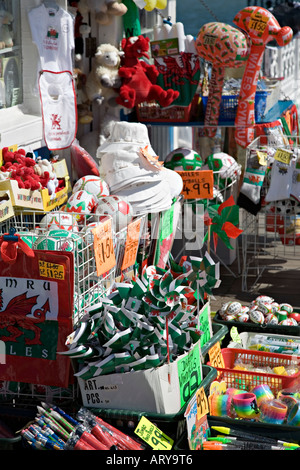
[0,159,69,211]
[78,340,203,414]
[0,189,14,222]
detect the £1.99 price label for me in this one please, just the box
[135,416,174,450]
[176,170,214,199]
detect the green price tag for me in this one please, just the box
[199,302,212,348]
[134,416,174,450]
[177,342,202,408]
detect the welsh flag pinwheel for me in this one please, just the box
[204,195,243,250]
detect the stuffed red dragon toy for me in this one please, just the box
[116,35,179,109]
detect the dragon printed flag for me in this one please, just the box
[0,249,74,387]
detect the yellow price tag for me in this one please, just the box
[134,416,174,450]
[196,386,209,421]
[39,260,65,280]
[274,148,293,165]
[249,11,268,32]
[256,150,267,166]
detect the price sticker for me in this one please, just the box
[176,170,214,200]
[256,150,268,166]
[39,260,65,280]
[208,341,225,373]
[92,218,116,276]
[249,11,268,32]
[134,416,174,450]
[196,386,209,421]
[121,218,141,271]
[274,148,293,165]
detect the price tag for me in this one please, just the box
[196,386,209,421]
[208,342,225,370]
[39,260,65,280]
[249,11,268,32]
[134,416,174,450]
[121,218,141,271]
[92,218,116,276]
[256,150,268,166]
[274,148,293,165]
[176,170,214,200]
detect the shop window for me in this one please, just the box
[0,0,22,109]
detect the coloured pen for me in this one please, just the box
[207,438,293,451]
[211,426,299,448]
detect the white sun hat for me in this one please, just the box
[97,121,183,214]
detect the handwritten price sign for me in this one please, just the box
[274,148,293,165]
[135,416,173,450]
[208,341,225,376]
[92,218,116,276]
[176,170,214,199]
[121,218,141,271]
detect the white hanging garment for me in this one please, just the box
[39,70,77,150]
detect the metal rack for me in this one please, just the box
[240,135,300,291]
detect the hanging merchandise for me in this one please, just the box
[122,0,141,37]
[194,22,249,138]
[38,70,78,151]
[132,0,167,11]
[233,6,293,149]
[28,2,75,74]
[97,121,183,215]
[0,241,74,388]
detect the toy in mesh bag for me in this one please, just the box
[153,21,201,108]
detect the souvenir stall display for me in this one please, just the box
[1,0,300,455]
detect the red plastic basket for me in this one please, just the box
[212,348,300,395]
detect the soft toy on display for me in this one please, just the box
[77,0,127,25]
[153,21,201,108]
[233,6,293,148]
[195,22,249,138]
[0,7,13,49]
[131,0,167,11]
[116,35,179,109]
[85,43,124,105]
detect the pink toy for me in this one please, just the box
[195,22,249,137]
[233,6,293,148]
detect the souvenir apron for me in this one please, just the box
[39,70,77,150]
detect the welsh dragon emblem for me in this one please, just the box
[0,289,50,345]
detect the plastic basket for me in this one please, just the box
[211,348,300,395]
[202,91,269,123]
[91,365,217,446]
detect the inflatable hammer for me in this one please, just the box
[195,22,249,138]
[233,6,293,148]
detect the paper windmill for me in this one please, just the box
[204,195,243,250]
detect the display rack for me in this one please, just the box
[240,135,300,291]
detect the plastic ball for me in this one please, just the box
[73,175,110,200]
[226,301,242,317]
[280,303,293,314]
[289,312,300,323]
[280,318,298,326]
[39,212,79,232]
[94,195,133,232]
[264,314,278,325]
[257,302,273,315]
[255,295,274,305]
[250,309,265,324]
[66,190,97,222]
[236,312,249,323]
[164,147,203,172]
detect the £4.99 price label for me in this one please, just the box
[176,170,214,199]
[134,416,174,450]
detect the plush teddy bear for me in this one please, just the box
[85,43,124,105]
[76,0,127,25]
[0,8,14,49]
[116,35,179,109]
